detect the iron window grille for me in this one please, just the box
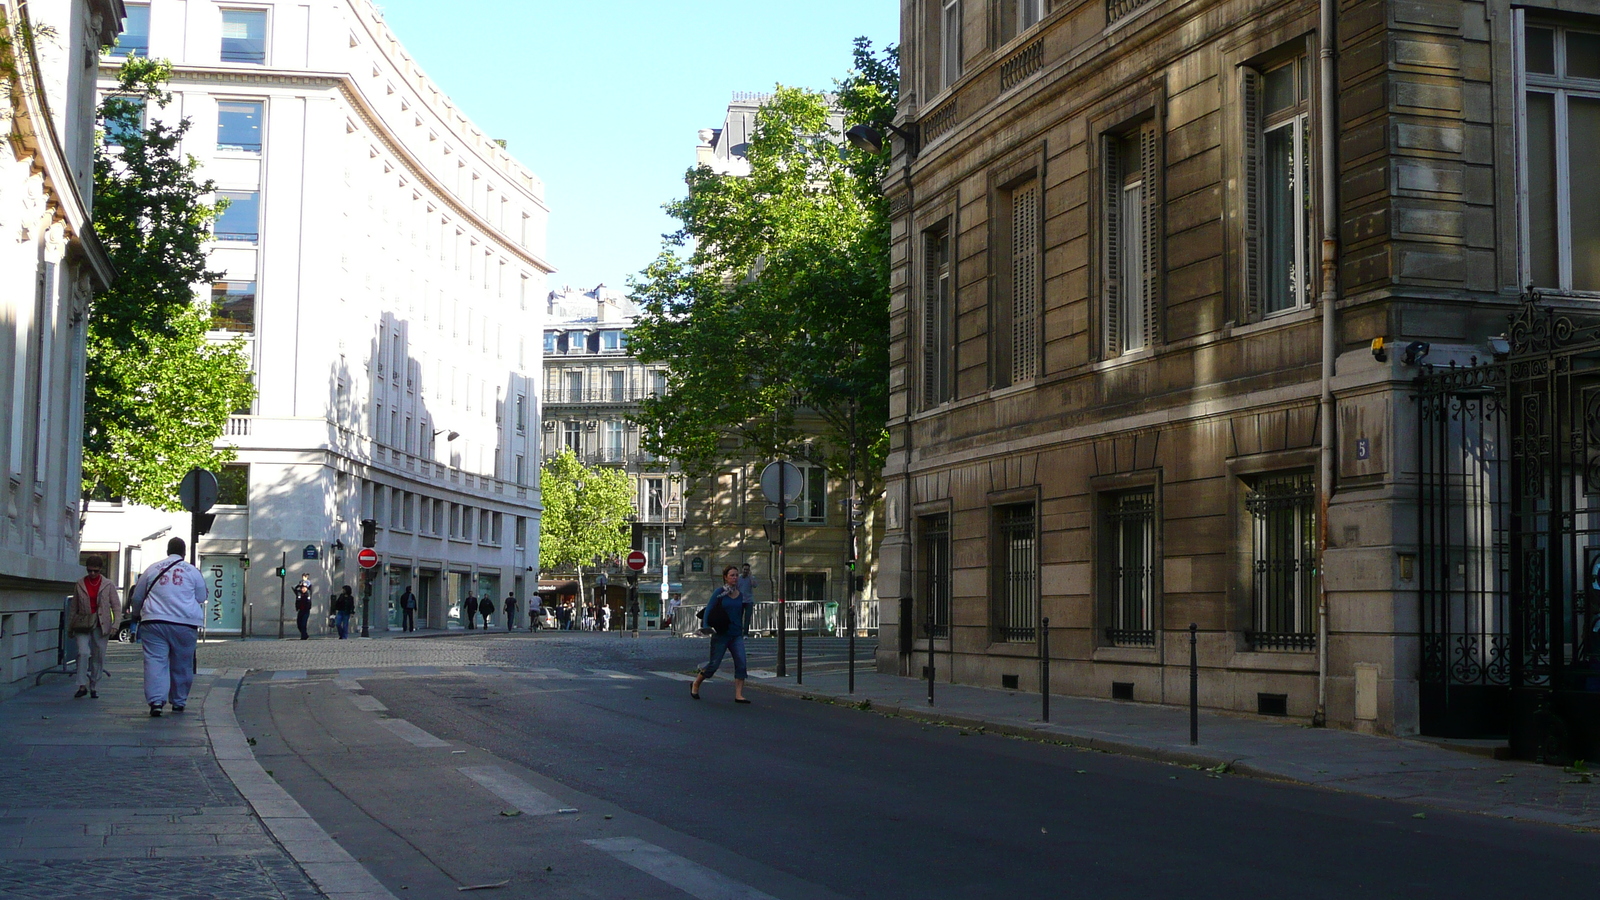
[920,514,951,638]
[996,504,1037,642]
[1246,471,1319,650]
[1102,489,1155,647]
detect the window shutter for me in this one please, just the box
[923,232,944,408]
[1138,122,1162,348]
[1011,182,1039,382]
[1102,135,1123,358]
[1241,69,1263,322]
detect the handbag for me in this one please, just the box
[704,594,732,636]
[130,559,184,617]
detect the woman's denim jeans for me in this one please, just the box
[700,632,748,679]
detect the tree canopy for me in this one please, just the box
[626,39,898,500]
[538,449,634,575]
[85,58,255,510]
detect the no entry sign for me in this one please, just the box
[626,550,647,572]
[357,548,379,569]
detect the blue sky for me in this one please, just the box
[372,1,900,295]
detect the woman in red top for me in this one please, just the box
[70,557,121,699]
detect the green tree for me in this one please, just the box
[627,38,896,555]
[539,449,634,576]
[84,58,255,510]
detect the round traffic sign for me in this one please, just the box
[357,548,379,569]
[626,550,647,572]
[178,467,219,513]
[760,461,804,504]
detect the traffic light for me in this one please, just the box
[275,566,287,577]
[361,518,377,547]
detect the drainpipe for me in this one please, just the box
[1314,0,1340,729]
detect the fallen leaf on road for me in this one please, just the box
[1495,779,1509,784]
[1412,812,1427,819]
[1040,827,1047,833]
[557,808,578,814]
[499,810,521,817]
[1076,770,1087,774]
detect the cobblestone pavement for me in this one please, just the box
[0,645,324,899]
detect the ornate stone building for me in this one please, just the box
[0,0,121,693]
[879,0,1581,740]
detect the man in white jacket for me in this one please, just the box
[130,537,207,717]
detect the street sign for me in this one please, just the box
[178,468,218,513]
[759,461,803,504]
[626,550,647,572]
[302,544,319,560]
[356,548,379,569]
[764,503,800,522]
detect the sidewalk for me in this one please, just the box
[751,668,1600,830]
[0,643,391,899]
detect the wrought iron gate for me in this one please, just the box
[1418,293,1600,760]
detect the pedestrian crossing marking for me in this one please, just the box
[348,694,386,712]
[270,670,307,681]
[584,837,780,900]
[587,668,645,680]
[746,669,778,680]
[651,671,697,682]
[458,766,566,816]
[376,718,450,748]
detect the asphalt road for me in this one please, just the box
[230,634,1600,899]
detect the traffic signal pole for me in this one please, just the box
[276,552,286,639]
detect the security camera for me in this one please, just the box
[1371,337,1388,363]
[1402,341,1430,366]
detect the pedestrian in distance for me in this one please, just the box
[737,563,758,634]
[690,566,751,704]
[556,602,571,631]
[400,585,417,632]
[503,592,517,631]
[124,581,141,642]
[292,574,313,640]
[462,594,478,629]
[598,601,610,632]
[334,585,355,639]
[529,596,544,631]
[70,557,120,699]
[478,593,496,629]
[129,537,206,717]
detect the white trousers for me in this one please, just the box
[74,627,108,689]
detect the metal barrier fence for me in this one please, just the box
[671,601,879,637]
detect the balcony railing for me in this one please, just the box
[543,389,641,404]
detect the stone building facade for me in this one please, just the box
[80,0,550,635]
[0,0,121,693]
[878,0,1574,737]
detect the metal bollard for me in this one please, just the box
[927,612,936,706]
[847,601,856,694]
[1040,616,1051,723]
[1189,622,1199,746]
[797,609,804,685]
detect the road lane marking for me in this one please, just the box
[403,666,439,676]
[746,670,778,679]
[651,671,697,682]
[339,668,374,679]
[457,766,566,815]
[348,694,387,712]
[334,678,362,691]
[583,837,780,900]
[271,670,307,681]
[587,668,645,680]
[376,719,450,748]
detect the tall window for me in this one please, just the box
[651,370,667,397]
[1100,489,1155,647]
[605,420,625,459]
[566,371,583,402]
[1019,0,1044,29]
[923,226,952,407]
[217,464,249,506]
[1246,472,1318,650]
[795,465,827,523]
[1102,122,1161,356]
[786,572,828,604]
[515,394,527,433]
[563,421,582,452]
[941,0,962,91]
[1522,20,1600,292]
[609,370,627,401]
[101,96,146,147]
[1243,56,1314,316]
[112,3,150,57]
[645,533,664,573]
[646,477,665,519]
[220,9,268,64]
[217,100,263,153]
[210,281,256,333]
[920,514,951,638]
[214,191,260,242]
[994,504,1037,642]
[601,331,621,351]
[995,179,1039,387]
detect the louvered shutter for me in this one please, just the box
[1011,182,1039,382]
[1138,121,1161,349]
[1102,135,1123,358]
[1241,69,1263,322]
[923,232,944,408]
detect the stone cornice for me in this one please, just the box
[101,61,556,275]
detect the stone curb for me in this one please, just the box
[747,681,1260,778]
[202,668,399,900]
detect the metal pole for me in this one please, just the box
[927,611,935,706]
[361,567,371,638]
[1189,622,1199,746]
[846,471,857,693]
[1041,616,1050,723]
[777,461,787,678]
[797,605,804,685]
[276,551,286,639]
[848,600,856,694]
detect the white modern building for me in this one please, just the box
[81,0,551,634]
[0,0,122,693]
